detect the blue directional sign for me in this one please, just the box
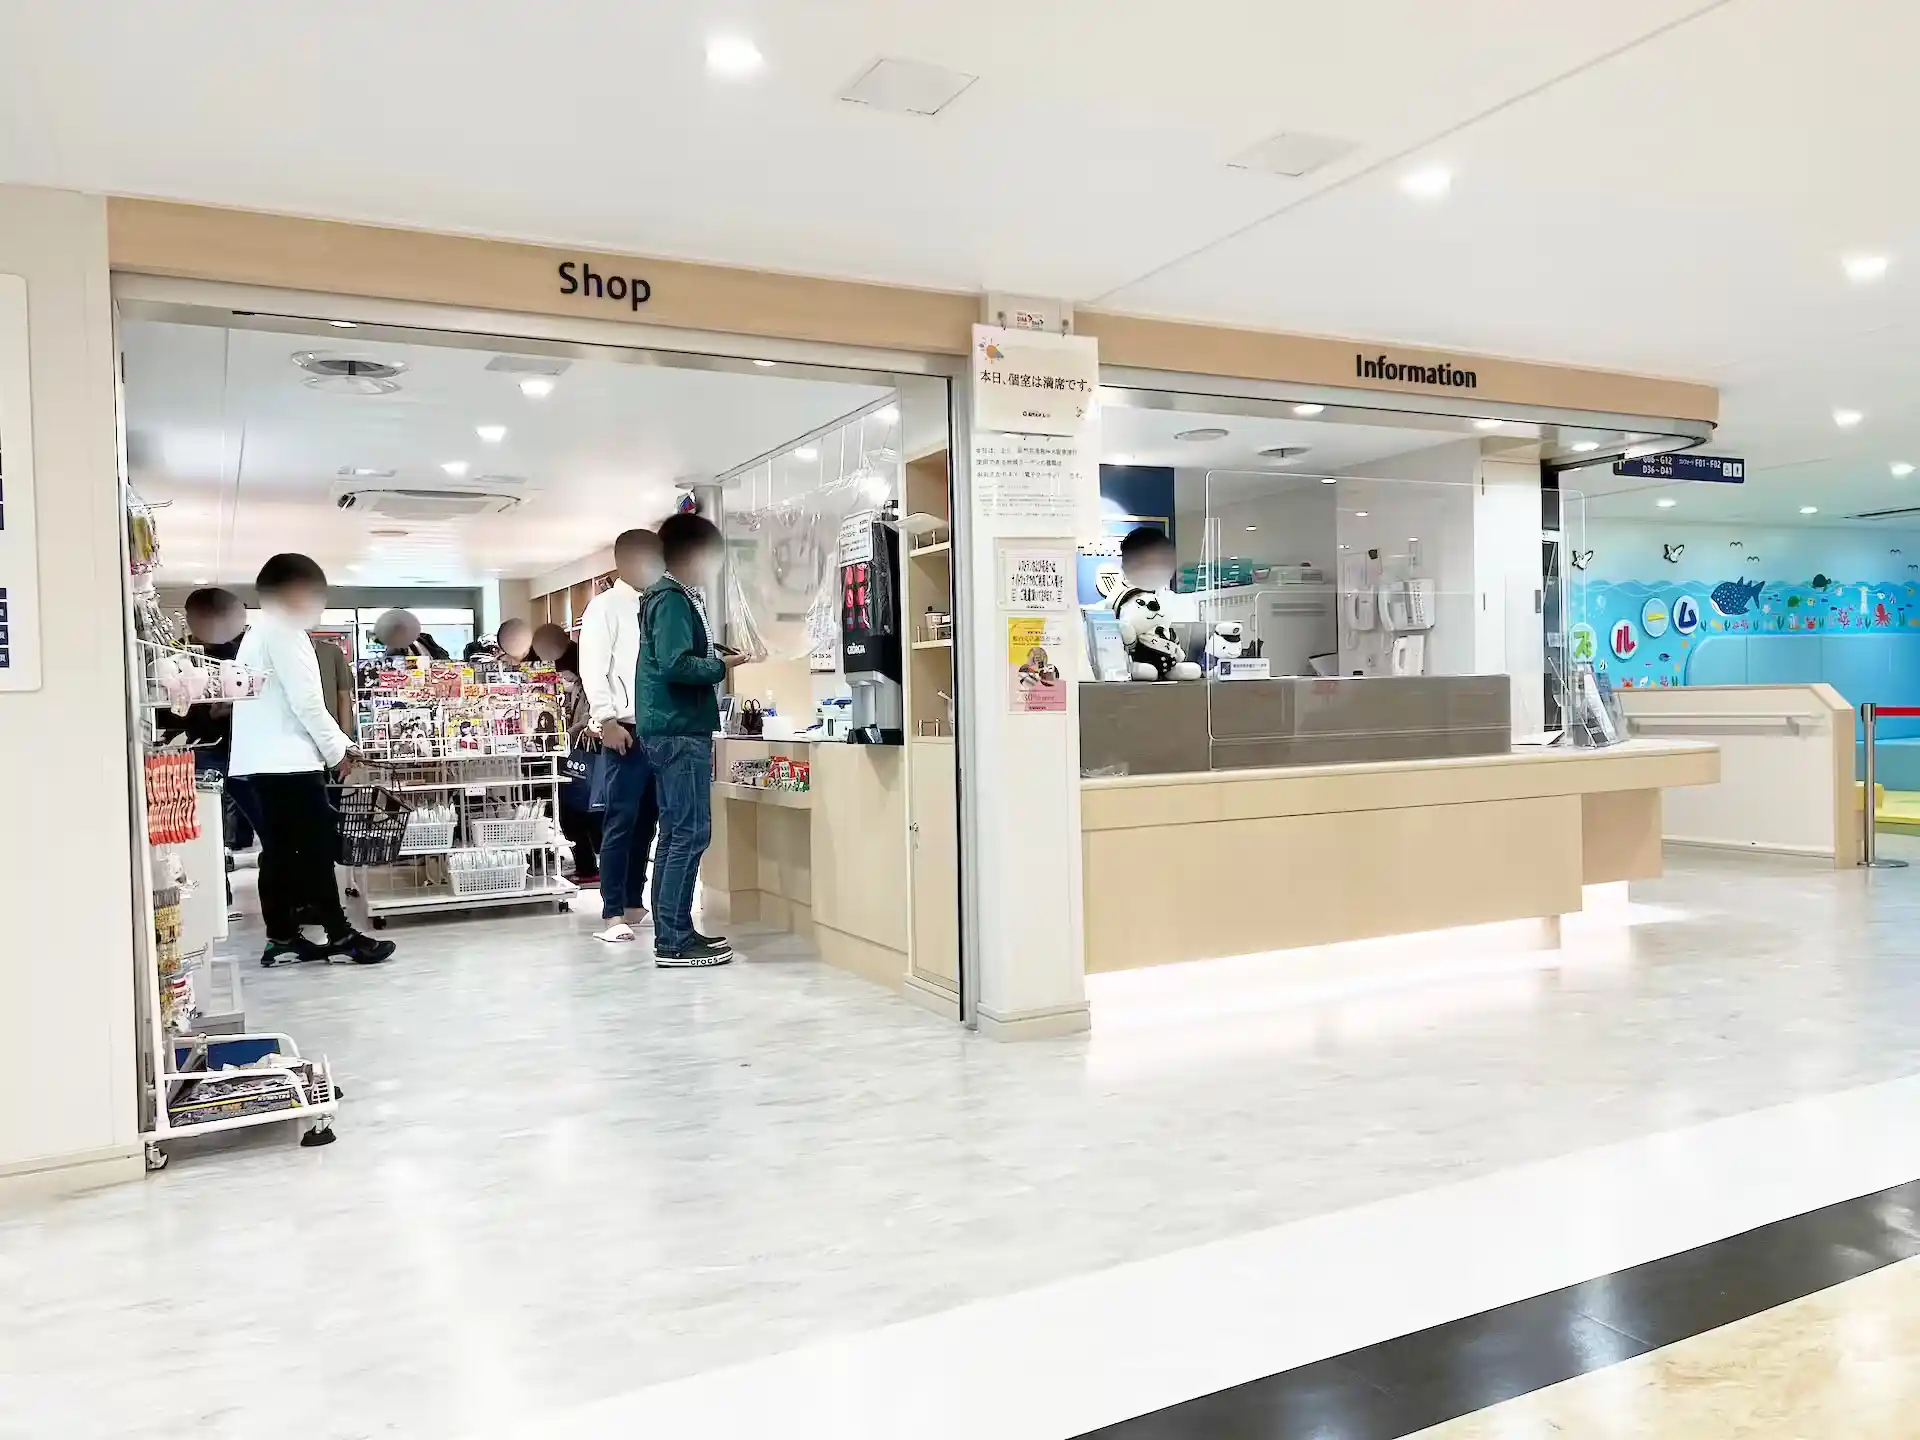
[1613,453,1746,483]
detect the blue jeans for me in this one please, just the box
[596,741,659,919]
[642,735,714,953]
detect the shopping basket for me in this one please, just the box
[332,785,413,867]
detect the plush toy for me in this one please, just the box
[1204,621,1246,671]
[1114,587,1202,682]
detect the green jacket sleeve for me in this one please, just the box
[649,591,727,688]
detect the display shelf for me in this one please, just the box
[362,877,577,922]
[908,539,951,559]
[900,511,948,538]
[912,638,953,651]
[388,775,558,793]
[714,781,814,810]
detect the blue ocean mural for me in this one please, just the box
[1572,576,1920,689]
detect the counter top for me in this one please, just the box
[1083,738,1715,790]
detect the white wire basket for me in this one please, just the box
[398,819,458,855]
[470,817,549,848]
[448,856,529,898]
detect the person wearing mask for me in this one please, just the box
[534,621,601,884]
[637,513,750,967]
[372,608,450,660]
[578,529,663,943]
[232,553,395,967]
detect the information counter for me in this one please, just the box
[1080,739,1719,971]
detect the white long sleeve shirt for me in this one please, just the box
[578,579,642,726]
[230,612,354,775]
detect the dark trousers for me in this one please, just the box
[642,735,713,953]
[596,742,659,919]
[559,804,603,878]
[248,771,350,943]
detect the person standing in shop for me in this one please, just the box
[231,553,396,967]
[637,513,749,967]
[372,608,450,660]
[579,529,664,944]
[464,617,533,667]
[170,588,258,909]
[535,620,601,885]
[312,633,358,735]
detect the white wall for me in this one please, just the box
[0,188,140,1193]
[1337,440,1480,676]
[1476,458,1545,732]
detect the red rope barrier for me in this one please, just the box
[1873,706,1920,717]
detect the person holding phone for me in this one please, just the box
[231,553,396,967]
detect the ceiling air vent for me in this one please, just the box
[1260,446,1312,461]
[483,355,572,377]
[330,485,522,520]
[840,57,978,116]
[1227,131,1358,178]
[292,351,407,395]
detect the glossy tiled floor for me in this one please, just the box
[6,846,1920,1438]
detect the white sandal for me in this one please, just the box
[594,921,636,944]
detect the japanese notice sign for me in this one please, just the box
[1006,615,1068,714]
[1001,547,1071,612]
[971,432,1094,532]
[0,275,40,692]
[971,324,1099,436]
[837,509,875,566]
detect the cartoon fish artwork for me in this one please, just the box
[1658,653,1671,662]
[1710,577,1766,615]
[1812,574,1833,588]
[1786,595,1801,607]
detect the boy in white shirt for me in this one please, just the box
[231,553,395,967]
[577,528,664,944]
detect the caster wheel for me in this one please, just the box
[144,1143,169,1173]
[300,1124,337,1148]
[345,884,361,899]
[370,917,387,931]
[331,1082,345,1100]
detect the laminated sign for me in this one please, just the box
[971,325,1098,437]
[1002,548,1071,611]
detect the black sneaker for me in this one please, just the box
[655,939,733,968]
[328,931,397,965]
[261,936,329,967]
[694,928,727,948]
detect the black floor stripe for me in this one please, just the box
[1079,1177,1920,1438]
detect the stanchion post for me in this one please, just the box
[1861,702,1909,869]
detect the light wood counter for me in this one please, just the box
[1081,740,1719,972]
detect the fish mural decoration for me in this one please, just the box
[1710,577,1766,616]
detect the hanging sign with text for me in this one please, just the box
[971,324,1098,436]
[1613,453,1746,484]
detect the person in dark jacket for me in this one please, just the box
[534,621,601,884]
[372,608,450,660]
[637,512,748,967]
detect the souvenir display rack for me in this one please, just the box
[124,489,339,1169]
[349,657,577,924]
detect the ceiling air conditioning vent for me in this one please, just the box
[292,351,407,395]
[331,485,523,520]
[483,355,572,377]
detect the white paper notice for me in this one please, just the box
[971,432,1094,534]
[971,325,1099,437]
[1002,548,1072,612]
[837,509,875,566]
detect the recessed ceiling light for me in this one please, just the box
[752,359,776,368]
[328,319,358,329]
[1843,254,1890,283]
[706,35,764,77]
[1320,477,1337,485]
[1656,498,1678,508]
[875,405,899,424]
[1245,525,1259,532]
[1174,427,1230,442]
[793,446,818,462]
[1399,165,1452,199]
[1800,505,1819,514]
[1474,418,1503,431]
[1570,441,1600,453]
[519,378,555,399]
[1893,462,1915,477]
[1354,510,1369,518]
[475,424,507,444]
[1292,403,1326,417]
[442,461,469,477]
[1834,408,1864,428]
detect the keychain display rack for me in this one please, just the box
[349,658,577,925]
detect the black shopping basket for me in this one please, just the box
[332,785,412,867]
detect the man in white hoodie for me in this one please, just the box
[578,528,664,944]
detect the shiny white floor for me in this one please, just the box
[6,847,1920,1439]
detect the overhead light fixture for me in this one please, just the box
[1656,498,1678,508]
[1570,441,1600,453]
[706,34,765,77]
[1474,418,1502,431]
[328,319,358,329]
[442,461,469,477]
[475,424,507,444]
[519,378,555,399]
[1844,254,1890,283]
[1174,427,1230,441]
[1292,403,1326,417]
[1245,525,1259,532]
[1354,510,1369,518]
[793,446,819,462]
[1320,476,1337,485]
[1800,505,1820,514]
[1893,462,1915,477]
[1399,165,1452,199]
[1834,408,1864,428]
[752,359,776,368]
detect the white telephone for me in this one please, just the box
[1404,578,1436,629]
[1344,586,1376,631]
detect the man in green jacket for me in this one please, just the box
[637,511,748,966]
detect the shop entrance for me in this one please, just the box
[115,290,966,1161]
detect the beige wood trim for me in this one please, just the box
[1078,310,1718,425]
[1580,789,1664,884]
[816,925,907,992]
[105,200,1717,420]
[1081,741,1719,832]
[106,198,979,355]
[1824,685,1862,870]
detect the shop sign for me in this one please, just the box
[1001,547,1072,611]
[1614,453,1746,483]
[972,324,1098,436]
[557,259,652,311]
[0,274,40,692]
[1355,352,1477,389]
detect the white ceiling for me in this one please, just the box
[7,0,1920,536]
[122,320,886,585]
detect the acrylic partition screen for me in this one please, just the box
[1176,467,1587,761]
